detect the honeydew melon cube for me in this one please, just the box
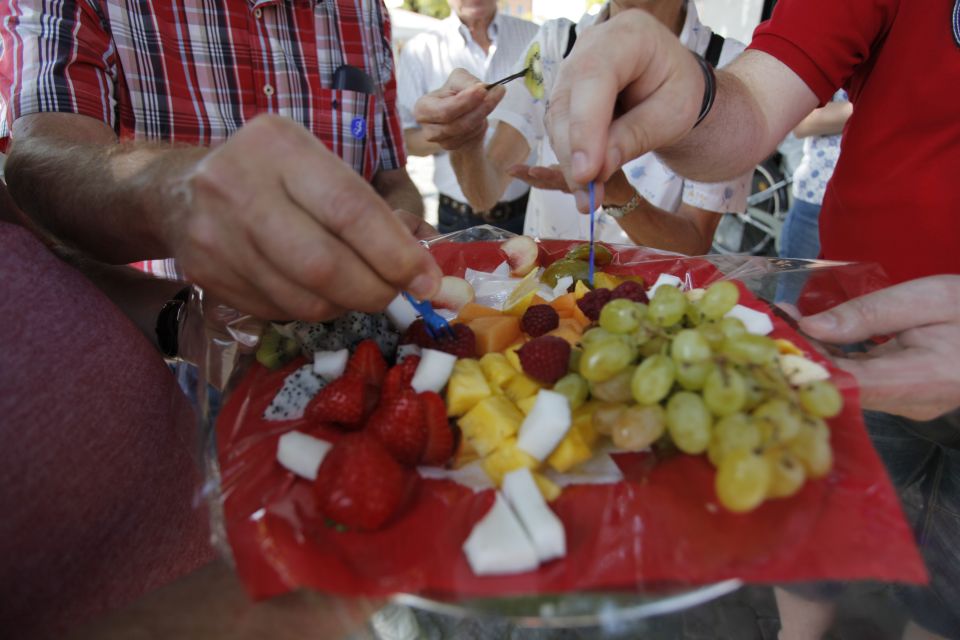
[462,493,539,576]
[385,294,419,332]
[725,304,774,336]
[313,349,349,379]
[517,390,572,461]
[411,348,457,394]
[502,468,566,562]
[276,431,332,481]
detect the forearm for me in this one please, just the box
[793,102,852,138]
[403,128,444,156]
[449,138,512,212]
[373,168,424,216]
[657,53,818,183]
[618,200,715,255]
[6,133,206,263]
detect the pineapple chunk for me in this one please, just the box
[573,280,591,299]
[532,471,562,502]
[516,395,538,415]
[504,373,543,404]
[593,272,622,290]
[572,401,601,447]
[482,437,538,485]
[775,338,803,356]
[460,395,524,456]
[504,342,524,372]
[479,352,518,391]
[546,427,593,473]
[446,359,492,417]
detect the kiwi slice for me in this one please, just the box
[565,243,613,266]
[523,42,545,100]
[256,327,301,369]
[540,258,591,288]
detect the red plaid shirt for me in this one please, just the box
[0,0,406,277]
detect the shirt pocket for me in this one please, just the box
[313,89,380,182]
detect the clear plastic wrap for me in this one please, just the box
[195,226,926,624]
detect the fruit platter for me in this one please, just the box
[210,231,926,611]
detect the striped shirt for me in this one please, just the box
[0,0,405,277]
[396,11,537,204]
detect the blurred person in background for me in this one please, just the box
[412,0,750,255]
[397,0,538,234]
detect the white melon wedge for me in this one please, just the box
[411,348,458,394]
[648,273,684,298]
[516,389,572,461]
[313,349,349,379]
[385,294,419,332]
[276,431,332,481]
[463,493,539,576]
[502,468,566,563]
[725,304,774,336]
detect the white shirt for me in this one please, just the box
[492,3,752,246]
[792,90,848,205]
[397,12,539,204]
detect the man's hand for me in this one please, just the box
[396,209,439,240]
[545,9,706,207]
[168,114,442,321]
[506,164,571,192]
[799,275,960,421]
[413,69,506,151]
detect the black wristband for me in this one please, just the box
[692,52,717,128]
[156,286,191,358]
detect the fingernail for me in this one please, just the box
[800,312,837,333]
[410,272,440,299]
[572,151,589,179]
[573,189,589,212]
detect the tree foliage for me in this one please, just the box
[402,0,451,19]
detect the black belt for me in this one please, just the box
[439,192,528,223]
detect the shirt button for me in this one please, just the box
[254,7,262,18]
[263,84,274,97]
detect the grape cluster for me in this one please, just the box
[551,280,842,513]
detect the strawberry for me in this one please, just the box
[367,389,426,466]
[576,288,613,321]
[419,391,454,466]
[306,376,376,429]
[521,304,560,337]
[382,355,421,405]
[343,339,387,389]
[518,335,571,385]
[611,280,648,304]
[429,323,477,359]
[314,433,416,531]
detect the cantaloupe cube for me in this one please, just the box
[460,396,525,456]
[550,292,577,318]
[456,302,502,324]
[479,352,518,390]
[571,304,592,330]
[468,315,522,355]
[529,294,549,307]
[446,359,492,417]
[504,342,524,372]
[482,437,538,486]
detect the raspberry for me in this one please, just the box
[518,336,571,385]
[429,323,477,359]
[611,280,648,304]
[521,304,560,337]
[401,319,433,348]
[576,288,612,322]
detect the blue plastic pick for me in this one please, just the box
[588,181,596,286]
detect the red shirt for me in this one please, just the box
[750,0,960,284]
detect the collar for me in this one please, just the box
[248,0,314,10]
[579,2,706,51]
[447,10,501,45]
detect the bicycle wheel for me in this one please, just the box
[712,156,789,256]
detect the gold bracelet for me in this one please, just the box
[602,191,642,219]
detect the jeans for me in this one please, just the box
[437,197,527,235]
[775,198,822,304]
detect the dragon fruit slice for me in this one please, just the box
[263,363,327,421]
[289,312,399,360]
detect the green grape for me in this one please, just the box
[789,427,832,478]
[553,373,589,410]
[715,450,770,513]
[708,413,761,466]
[581,327,615,348]
[752,398,802,442]
[665,391,713,454]
[670,328,712,364]
[648,285,687,327]
[592,402,628,436]
[764,448,806,499]
[721,334,779,365]
[568,347,583,373]
[719,316,747,341]
[599,298,641,334]
[638,335,668,357]
[580,339,634,382]
[698,320,726,348]
[741,371,767,411]
[632,319,656,346]
[675,361,713,391]
[611,404,666,451]
[589,366,636,403]
[802,416,831,440]
[702,366,747,417]
[684,300,705,326]
[798,380,844,418]
[631,354,676,404]
[700,281,740,320]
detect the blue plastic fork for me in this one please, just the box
[402,291,455,340]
